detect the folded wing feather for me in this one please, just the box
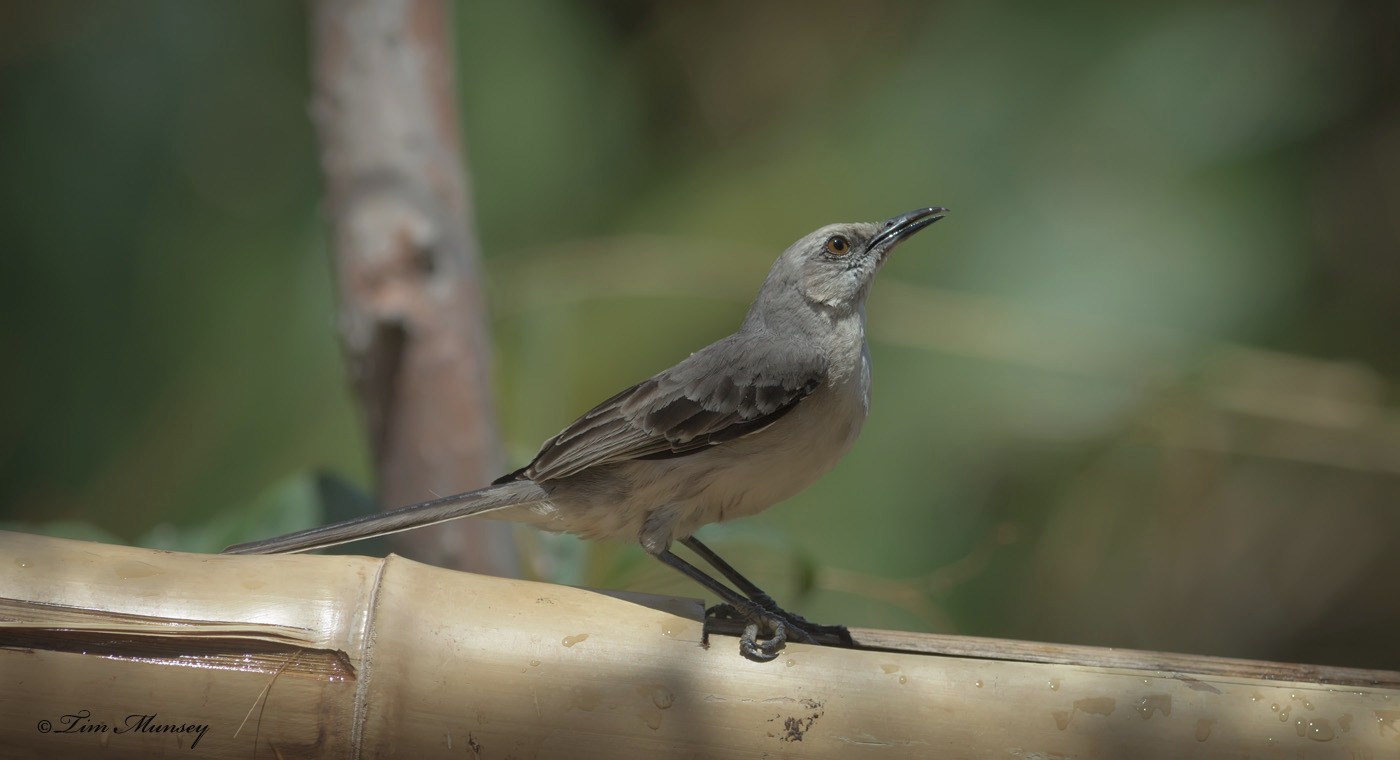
[496,335,828,483]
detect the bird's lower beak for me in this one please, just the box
[868,207,948,253]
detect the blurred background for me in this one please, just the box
[2,1,1398,670]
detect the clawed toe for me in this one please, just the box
[703,594,854,660]
[739,620,788,662]
[707,600,838,661]
[710,601,799,662]
[787,617,852,646]
[746,594,852,646]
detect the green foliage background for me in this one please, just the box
[3,1,1398,669]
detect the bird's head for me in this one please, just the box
[758,207,947,318]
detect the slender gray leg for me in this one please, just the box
[653,548,791,661]
[680,535,853,646]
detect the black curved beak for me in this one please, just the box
[867,207,948,253]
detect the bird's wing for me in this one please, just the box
[500,335,828,483]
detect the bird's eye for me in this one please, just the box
[825,235,850,255]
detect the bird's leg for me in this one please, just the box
[653,548,792,662]
[681,536,854,647]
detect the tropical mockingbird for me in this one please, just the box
[225,206,947,661]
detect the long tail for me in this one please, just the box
[222,480,548,555]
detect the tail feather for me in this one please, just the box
[222,480,547,555]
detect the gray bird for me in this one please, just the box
[225,206,947,661]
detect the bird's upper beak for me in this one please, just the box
[867,207,948,254]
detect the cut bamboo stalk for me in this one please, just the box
[1,530,1397,758]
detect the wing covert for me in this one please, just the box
[499,336,827,483]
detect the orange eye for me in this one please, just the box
[825,235,850,255]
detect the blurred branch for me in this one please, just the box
[308,0,516,573]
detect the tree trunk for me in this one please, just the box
[308,0,516,574]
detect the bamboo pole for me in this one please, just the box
[1,531,1397,758]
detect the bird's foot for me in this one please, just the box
[748,593,854,647]
[706,601,794,662]
[706,598,853,661]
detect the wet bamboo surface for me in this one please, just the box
[2,531,1397,758]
